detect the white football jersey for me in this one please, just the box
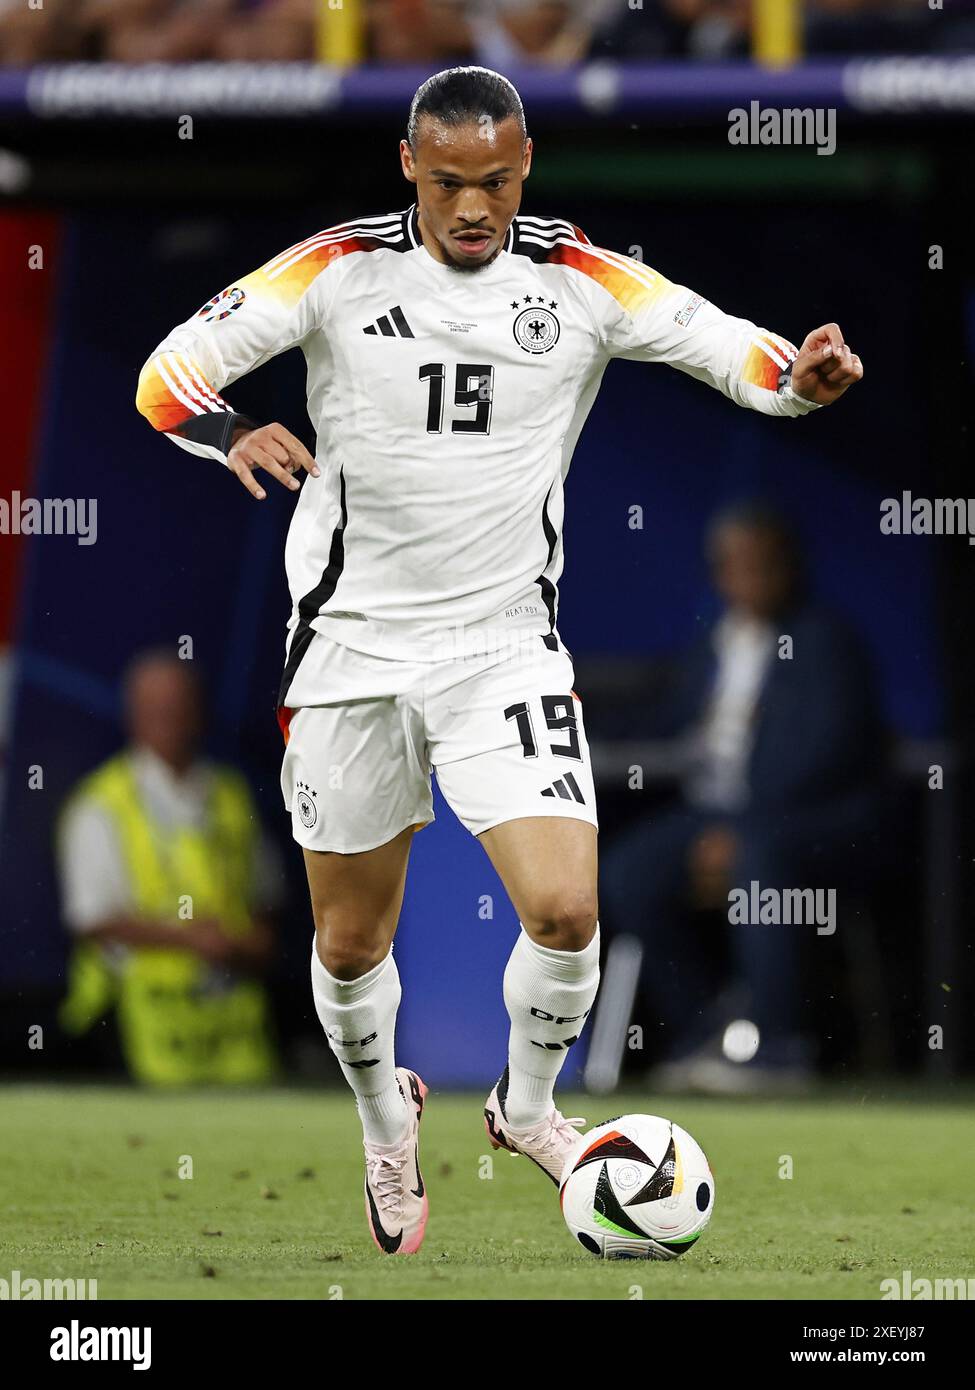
[136,205,819,700]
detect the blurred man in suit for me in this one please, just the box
[599,503,884,1092]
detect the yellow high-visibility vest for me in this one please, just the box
[58,752,276,1086]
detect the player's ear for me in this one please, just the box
[400,139,417,184]
[522,137,533,181]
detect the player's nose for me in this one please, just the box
[454,194,491,227]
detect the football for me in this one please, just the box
[559,1114,715,1260]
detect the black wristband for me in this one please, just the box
[176,410,260,457]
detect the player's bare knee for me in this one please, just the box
[315,929,388,981]
[523,891,598,952]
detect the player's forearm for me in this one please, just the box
[135,351,260,464]
[720,321,822,419]
[636,283,824,420]
[738,361,823,418]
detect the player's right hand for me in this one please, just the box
[227,422,320,500]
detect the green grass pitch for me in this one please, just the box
[2,1083,972,1300]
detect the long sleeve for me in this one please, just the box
[135,230,339,463]
[574,237,822,418]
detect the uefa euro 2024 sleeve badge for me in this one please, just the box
[511,295,561,354]
[197,286,247,323]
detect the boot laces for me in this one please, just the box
[524,1111,586,1154]
[366,1149,408,1220]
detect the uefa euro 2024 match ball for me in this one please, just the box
[559,1114,715,1260]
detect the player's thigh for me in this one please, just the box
[303,827,415,979]
[279,691,432,976]
[430,637,598,949]
[280,697,433,855]
[479,815,598,950]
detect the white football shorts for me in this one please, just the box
[277,631,598,854]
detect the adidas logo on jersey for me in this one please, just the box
[362,306,415,338]
[540,772,586,804]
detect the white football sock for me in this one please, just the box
[502,924,601,1129]
[310,944,410,1147]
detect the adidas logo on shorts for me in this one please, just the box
[540,771,586,804]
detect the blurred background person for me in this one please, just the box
[802,0,959,57]
[0,0,87,63]
[56,649,282,1086]
[598,504,887,1093]
[465,0,593,68]
[80,0,250,64]
[363,0,592,67]
[589,0,751,62]
[2,0,968,65]
[586,0,960,62]
[71,0,310,65]
[365,0,472,64]
[211,0,317,62]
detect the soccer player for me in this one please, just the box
[136,66,863,1255]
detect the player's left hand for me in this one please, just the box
[791,323,863,405]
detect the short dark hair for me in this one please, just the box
[121,646,205,711]
[706,502,798,555]
[705,501,804,593]
[407,66,527,147]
